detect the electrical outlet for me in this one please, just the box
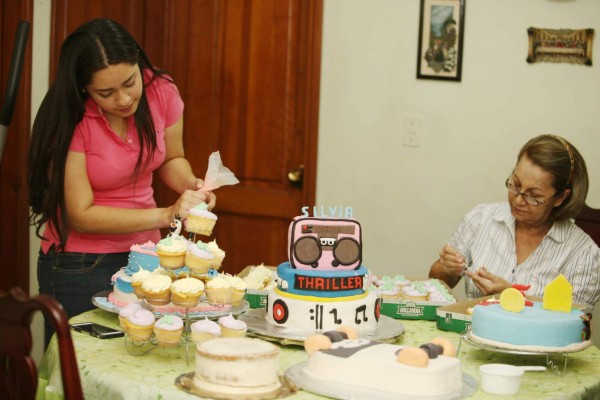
[402,116,421,147]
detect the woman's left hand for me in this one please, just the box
[189,178,216,210]
[465,267,511,296]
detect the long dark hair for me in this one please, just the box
[28,18,169,250]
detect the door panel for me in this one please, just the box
[50,0,322,275]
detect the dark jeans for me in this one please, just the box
[37,246,128,347]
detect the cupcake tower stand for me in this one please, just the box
[125,217,223,365]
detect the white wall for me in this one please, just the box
[317,0,600,345]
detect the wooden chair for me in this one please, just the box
[0,287,83,400]
[575,204,600,247]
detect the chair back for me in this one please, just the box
[0,287,83,400]
[575,204,600,247]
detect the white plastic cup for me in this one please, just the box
[479,364,545,395]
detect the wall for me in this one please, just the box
[317,0,600,345]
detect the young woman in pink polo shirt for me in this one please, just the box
[28,19,215,345]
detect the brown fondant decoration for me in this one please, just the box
[294,236,321,264]
[333,238,360,265]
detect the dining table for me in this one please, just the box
[37,307,600,400]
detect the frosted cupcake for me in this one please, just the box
[141,274,172,306]
[131,269,151,299]
[125,309,155,342]
[242,264,277,290]
[153,315,184,347]
[156,236,187,269]
[171,277,205,308]
[205,275,233,305]
[224,274,247,306]
[118,301,143,330]
[218,313,247,338]
[184,202,217,236]
[185,240,214,274]
[191,317,221,344]
[206,240,226,269]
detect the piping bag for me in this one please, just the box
[201,151,240,191]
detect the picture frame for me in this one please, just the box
[527,27,594,66]
[416,0,466,81]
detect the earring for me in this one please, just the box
[81,88,87,94]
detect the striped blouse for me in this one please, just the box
[449,202,600,311]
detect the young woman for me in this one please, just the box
[28,19,215,344]
[429,135,599,310]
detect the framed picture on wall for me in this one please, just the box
[416,0,466,81]
[527,28,594,65]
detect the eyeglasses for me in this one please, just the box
[505,178,549,206]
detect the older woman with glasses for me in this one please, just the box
[429,134,599,310]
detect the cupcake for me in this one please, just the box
[118,301,143,330]
[218,313,247,338]
[156,236,187,269]
[141,274,173,306]
[401,285,428,301]
[205,274,233,305]
[206,240,226,269]
[191,317,221,344]
[184,202,217,236]
[185,240,214,274]
[242,264,277,290]
[153,315,184,347]
[171,277,205,308]
[125,309,155,342]
[131,269,151,299]
[225,274,247,306]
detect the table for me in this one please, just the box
[38,308,600,400]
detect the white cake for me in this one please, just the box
[304,338,462,397]
[194,338,281,396]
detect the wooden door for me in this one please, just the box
[50,0,322,275]
[0,0,33,291]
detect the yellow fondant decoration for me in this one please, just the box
[543,274,573,313]
[499,288,525,313]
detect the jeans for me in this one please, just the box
[37,246,128,347]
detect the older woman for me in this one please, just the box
[429,134,600,310]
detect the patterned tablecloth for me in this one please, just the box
[37,308,600,400]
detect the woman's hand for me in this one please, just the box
[465,267,511,296]
[188,178,216,210]
[438,244,466,278]
[168,189,212,221]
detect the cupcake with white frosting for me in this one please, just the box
[125,309,155,342]
[185,240,214,275]
[156,236,187,269]
[224,274,247,306]
[206,240,226,269]
[191,317,222,343]
[205,274,233,305]
[153,315,184,347]
[184,202,217,236]
[141,274,172,306]
[170,277,204,308]
[218,313,247,338]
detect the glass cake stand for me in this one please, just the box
[92,290,248,319]
[239,308,404,346]
[458,327,593,375]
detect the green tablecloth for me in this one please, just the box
[38,308,600,400]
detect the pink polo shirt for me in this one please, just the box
[41,71,184,254]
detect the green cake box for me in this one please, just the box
[238,265,278,309]
[378,278,457,321]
